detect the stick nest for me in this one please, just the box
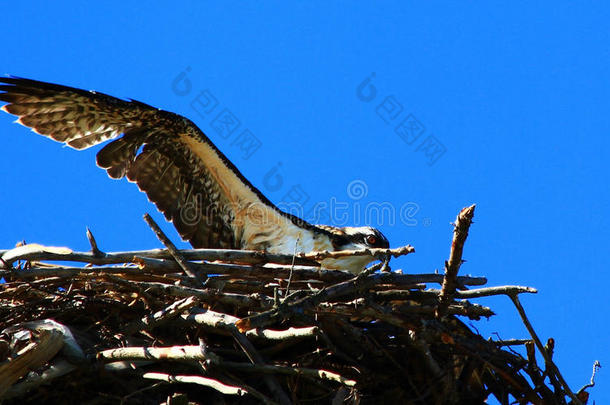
[0,206,597,404]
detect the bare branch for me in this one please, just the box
[0,245,316,268]
[509,294,582,405]
[142,372,251,397]
[245,326,318,341]
[577,360,601,395]
[218,361,357,387]
[298,244,415,261]
[98,345,210,363]
[124,296,199,335]
[436,204,476,318]
[143,213,205,286]
[85,227,103,257]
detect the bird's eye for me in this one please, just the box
[365,235,377,246]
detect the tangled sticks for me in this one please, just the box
[0,205,598,404]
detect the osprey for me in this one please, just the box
[0,77,389,273]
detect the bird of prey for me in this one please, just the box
[0,77,389,273]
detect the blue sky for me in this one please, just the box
[1,2,608,401]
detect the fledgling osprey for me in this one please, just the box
[0,77,389,273]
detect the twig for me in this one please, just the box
[182,308,240,329]
[577,360,601,395]
[358,259,386,278]
[436,204,475,318]
[0,245,317,268]
[363,261,384,274]
[162,261,337,282]
[372,285,536,303]
[409,329,443,378]
[98,345,211,362]
[143,213,205,286]
[85,227,104,258]
[119,382,165,405]
[375,272,487,288]
[543,337,564,396]
[179,308,291,404]
[0,262,325,283]
[319,300,493,321]
[493,339,533,347]
[285,237,299,297]
[184,310,319,345]
[126,279,274,308]
[236,272,487,332]
[332,387,349,405]
[236,272,378,332]
[124,296,199,335]
[218,361,357,387]
[230,328,291,405]
[298,245,414,261]
[509,294,582,405]
[429,285,537,299]
[142,372,251,397]
[1,244,74,269]
[246,326,318,341]
[525,340,554,402]
[115,347,357,390]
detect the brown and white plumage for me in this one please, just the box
[0,76,389,273]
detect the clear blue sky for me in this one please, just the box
[1,2,608,402]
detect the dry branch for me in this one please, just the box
[0,245,316,268]
[142,372,251,397]
[509,294,582,404]
[297,244,415,261]
[436,204,475,318]
[143,213,205,286]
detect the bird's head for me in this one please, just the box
[319,226,390,273]
[333,226,390,250]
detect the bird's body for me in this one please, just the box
[0,77,389,273]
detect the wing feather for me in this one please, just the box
[0,76,307,250]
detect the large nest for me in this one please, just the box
[0,206,597,404]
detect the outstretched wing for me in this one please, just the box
[0,76,305,249]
